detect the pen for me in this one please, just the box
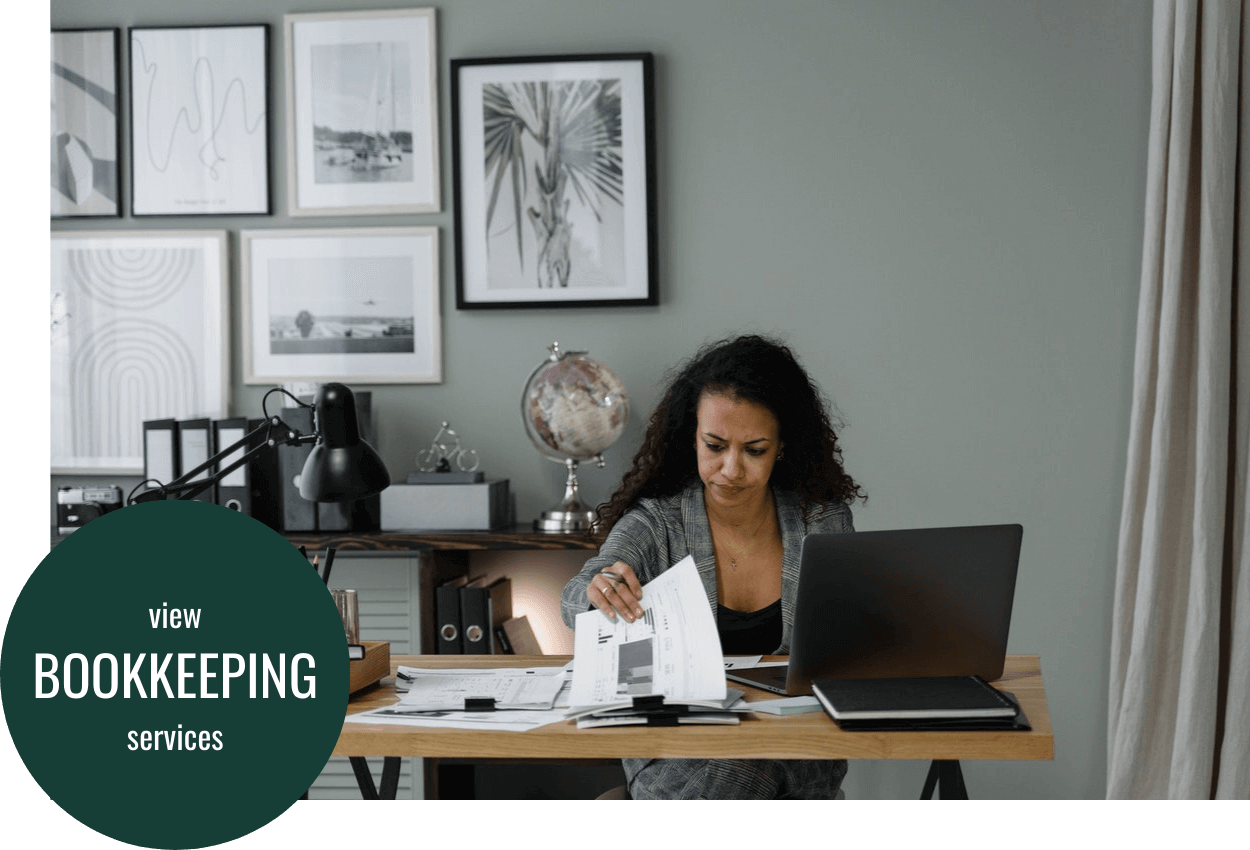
[321,547,336,586]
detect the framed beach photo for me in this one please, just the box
[51,231,229,474]
[451,53,657,309]
[241,227,441,384]
[52,28,121,218]
[285,8,440,216]
[129,24,271,216]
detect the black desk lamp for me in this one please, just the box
[128,383,391,506]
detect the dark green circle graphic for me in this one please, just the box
[1,501,348,849]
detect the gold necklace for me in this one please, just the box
[710,511,774,570]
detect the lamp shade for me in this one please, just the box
[298,383,391,502]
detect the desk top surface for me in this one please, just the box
[335,654,1054,762]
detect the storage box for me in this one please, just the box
[349,641,389,694]
[380,479,510,531]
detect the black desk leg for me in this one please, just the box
[350,756,402,800]
[920,760,969,799]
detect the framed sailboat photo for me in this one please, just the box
[285,8,440,216]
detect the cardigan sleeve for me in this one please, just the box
[559,500,672,629]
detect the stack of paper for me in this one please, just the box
[345,664,573,732]
[566,556,746,728]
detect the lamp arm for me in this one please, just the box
[128,417,317,505]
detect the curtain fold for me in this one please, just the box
[1108,0,1247,799]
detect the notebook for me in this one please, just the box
[726,524,1023,695]
[811,675,1017,720]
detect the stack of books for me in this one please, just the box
[811,675,1030,731]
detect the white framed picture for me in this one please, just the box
[52,28,121,218]
[51,231,229,473]
[452,53,657,308]
[241,227,441,384]
[285,8,440,216]
[128,25,271,216]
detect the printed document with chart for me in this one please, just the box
[568,556,743,725]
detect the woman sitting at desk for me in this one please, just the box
[560,333,865,800]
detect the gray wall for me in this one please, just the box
[51,0,1153,799]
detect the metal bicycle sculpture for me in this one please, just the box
[415,421,480,473]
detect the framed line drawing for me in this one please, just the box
[52,28,121,218]
[285,8,440,216]
[241,227,441,384]
[451,53,657,309]
[129,24,270,216]
[51,231,229,474]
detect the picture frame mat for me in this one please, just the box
[242,227,441,384]
[51,28,122,218]
[50,230,229,473]
[285,8,439,216]
[128,25,271,216]
[453,54,655,307]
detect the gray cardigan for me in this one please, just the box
[560,481,855,653]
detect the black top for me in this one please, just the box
[717,598,782,655]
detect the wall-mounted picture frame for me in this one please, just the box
[51,231,229,474]
[129,24,271,216]
[451,52,657,309]
[285,8,440,216]
[241,227,441,384]
[52,28,122,218]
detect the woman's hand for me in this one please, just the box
[591,561,644,622]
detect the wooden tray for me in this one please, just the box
[349,641,390,694]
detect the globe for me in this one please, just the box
[521,342,629,532]
[522,343,630,463]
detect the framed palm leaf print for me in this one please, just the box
[451,53,657,309]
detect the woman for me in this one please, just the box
[560,333,865,799]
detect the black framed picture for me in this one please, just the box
[52,28,121,218]
[451,53,657,309]
[129,24,271,216]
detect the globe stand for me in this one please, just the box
[534,458,597,533]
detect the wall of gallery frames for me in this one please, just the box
[50,3,661,511]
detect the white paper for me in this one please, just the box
[344,705,569,732]
[394,666,565,710]
[724,656,764,670]
[569,555,726,708]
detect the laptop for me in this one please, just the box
[725,524,1023,695]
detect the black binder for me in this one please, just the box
[435,576,468,654]
[209,418,281,530]
[177,418,213,502]
[142,419,179,497]
[487,577,513,655]
[212,417,251,512]
[277,405,317,531]
[460,578,491,655]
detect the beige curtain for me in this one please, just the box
[1108,0,1249,799]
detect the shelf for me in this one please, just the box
[282,526,599,553]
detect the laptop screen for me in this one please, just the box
[787,524,1023,692]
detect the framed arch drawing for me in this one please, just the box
[50,231,228,474]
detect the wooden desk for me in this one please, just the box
[335,654,1053,799]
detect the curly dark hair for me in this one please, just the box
[594,334,865,540]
